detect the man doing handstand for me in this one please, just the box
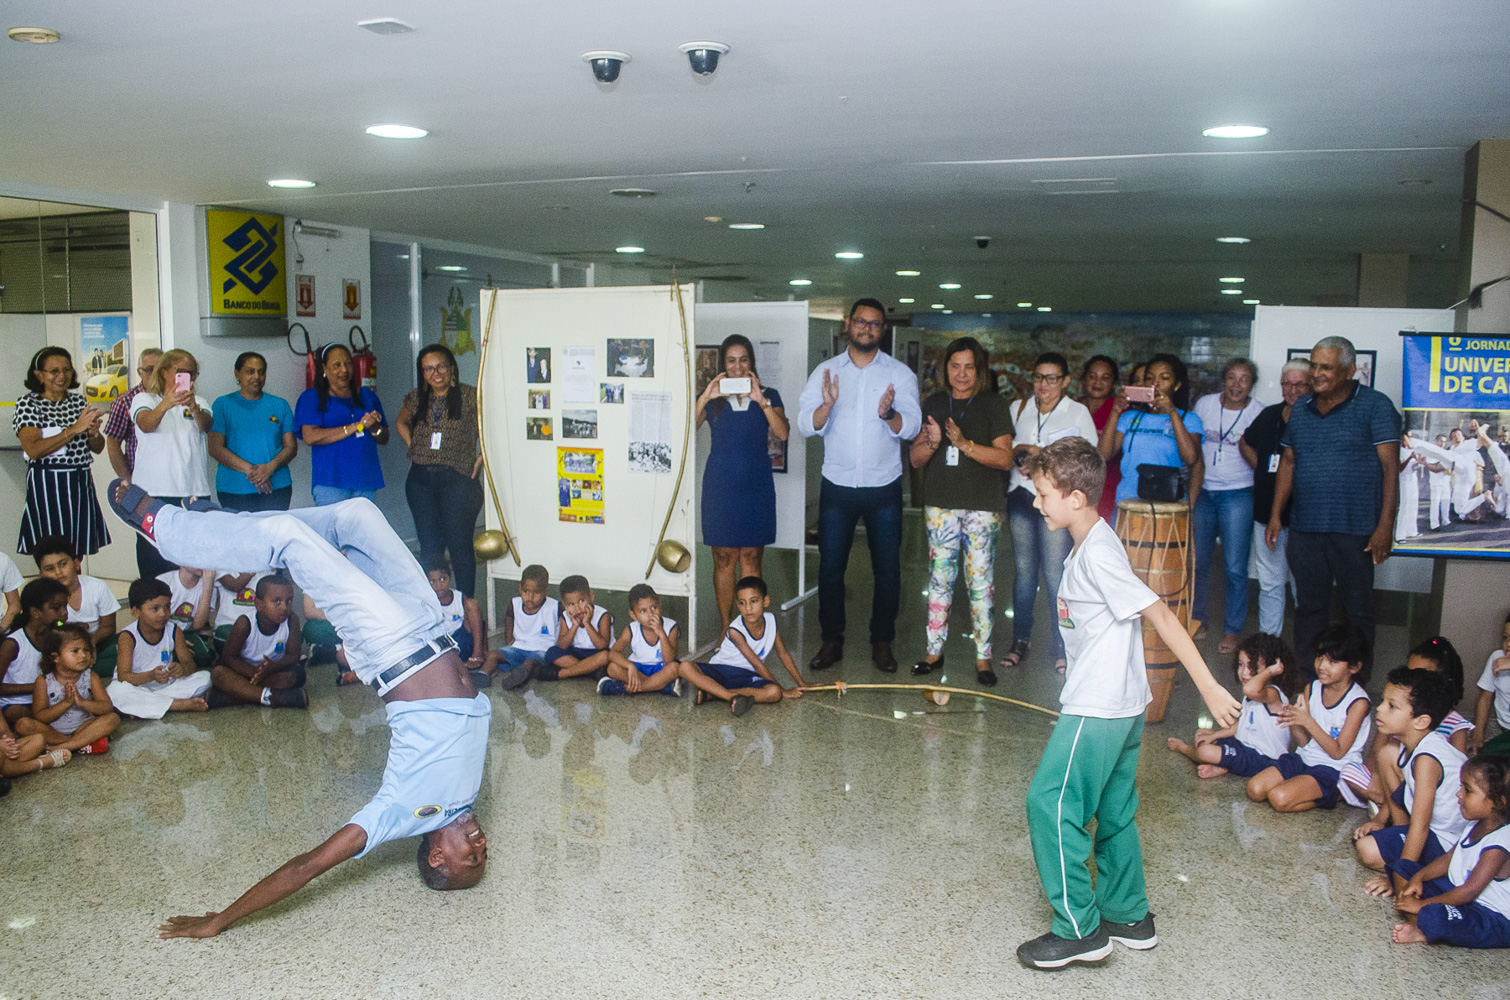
[107,481,491,939]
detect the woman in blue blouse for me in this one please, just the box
[1097,352,1205,511]
[294,344,389,505]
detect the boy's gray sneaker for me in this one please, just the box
[1016,925,1112,969]
[497,660,537,691]
[1104,913,1158,950]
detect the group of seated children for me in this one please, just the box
[1166,621,1510,949]
[472,565,807,716]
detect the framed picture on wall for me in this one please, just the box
[1285,347,1375,388]
[695,346,720,398]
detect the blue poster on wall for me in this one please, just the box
[1396,332,1510,559]
[78,315,131,404]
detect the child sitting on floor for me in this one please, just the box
[677,576,808,716]
[1247,622,1373,813]
[15,622,119,755]
[212,570,266,649]
[1,706,70,779]
[1,579,70,725]
[1471,613,1510,756]
[0,550,22,632]
[105,577,212,719]
[599,583,682,698]
[157,565,216,669]
[424,556,484,671]
[301,592,355,684]
[1166,632,1299,778]
[1355,667,1470,896]
[1391,754,1510,948]
[536,574,613,681]
[32,534,120,675]
[476,564,557,689]
[210,573,306,709]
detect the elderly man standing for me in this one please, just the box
[798,298,921,674]
[1265,336,1400,677]
[104,347,161,483]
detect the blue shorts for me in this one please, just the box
[1372,825,1447,869]
[451,627,473,662]
[1391,858,1510,948]
[698,662,771,691]
[632,661,664,677]
[1273,752,1343,809]
[1215,737,1280,778]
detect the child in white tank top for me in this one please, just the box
[105,577,212,720]
[424,559,484,670]
[533,574,614,681]
[476,565,557,690]
[1,579,70,723]
[1167,633,1299,780]
[600,584,682,697]
[676,577,810,716]
[211,575,306,709]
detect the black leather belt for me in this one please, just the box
[370,635,458,691]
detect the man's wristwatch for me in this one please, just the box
[881,407,897,421]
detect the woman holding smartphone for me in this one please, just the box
[696,335,789,632]
[130,349,213,576]
[13,347,109,559]
[1097,353,1205,509]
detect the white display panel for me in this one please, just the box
[478,286,698,624]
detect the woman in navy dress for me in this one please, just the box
[697,335,789,632]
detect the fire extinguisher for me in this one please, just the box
[287,322,315,390]
[349,325,377,392]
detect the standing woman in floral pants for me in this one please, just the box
[908,337,1016,686]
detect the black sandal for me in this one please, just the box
[977,666,998,687]
[911,656,942,677]
[999,639,1029,669]
[731,694,754,716]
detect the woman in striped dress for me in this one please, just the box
[13,348,110,556]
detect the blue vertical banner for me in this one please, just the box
[1396,333,1510,558]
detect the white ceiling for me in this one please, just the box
[2,0,1506,312]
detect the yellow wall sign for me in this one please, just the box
[206,209,287,316]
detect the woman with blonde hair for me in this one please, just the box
[129,348,213,576]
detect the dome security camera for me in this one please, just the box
[975,236,991,250]
[678,41,730,77]
[581,50,631,84]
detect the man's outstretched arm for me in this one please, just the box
[158,824,368,939]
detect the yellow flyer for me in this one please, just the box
[558,447,604,524]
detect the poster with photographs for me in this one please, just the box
[526,347,552,384]
[562,409,598,439]
[526,416,553,440]
[528,390,550,410]
[1395,333,1510,557]
[1287,347,1375,388]
[557,447,605,524]
[628,390,672,473]
[599,382,624,404]
[695,346,720,398]
[607,338,655,378]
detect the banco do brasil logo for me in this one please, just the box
[222,217,280,294]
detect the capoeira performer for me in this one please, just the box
[1411,431,1488,523]
[105,482,491,939]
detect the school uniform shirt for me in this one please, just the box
[1400,729,1472,848]
[210,391,295,495]
[1446,826,1510,919]
[214,573,266,631]
[1007,395,1098,495]
[121,619,178,675]
[1112,408,1205,506]
[1235,688,1291,760]
[1478,651,1510,729]
[157,569,209,625]
[130,392,213,497]
[509,596,559,653]
[349,694,491,858]
[1192,393,1264,492]
[566,605,610,652]
[42,672,94,735]
[70,575,120,635]
[0,631,43,707]
[629,617,678,665]
[710,612,777,669]
[1294,679,1372,773]
[796,349,923,488]
[1055,519,1159,719]
[235,614,290,666]
[438,589,467,633]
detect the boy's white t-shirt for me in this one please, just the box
[1478,650,1510,729]
[157,569,209,625]
[509,595,559,652]
[1400,729,1471,848]
[215,572,266,630]
[0,553,22,594]
[565,605,610,652]
[122,619,178,675]
[438,589,467,633]
[70,575,121,635]
[129,392,213,496]
[1235,688,1291,760]
[1056,519,1158,718]
[710,612,778,669]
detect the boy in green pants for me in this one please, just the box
[1018,438,1240,969]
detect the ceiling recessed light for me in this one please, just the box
[938,282,961,290]
[789,278,812,286]
[267,178,316,189]
[930,303,945,309]
[1220,288,1244,295]
[703,216,723,222]
[974,294,993,300]
[1215,236,1251,244]
[835,251,864,260]
[982,313,992,318]
[1202,125,1269,139]
[436,265,466,272]
[898,297,915,304]
[8,26,61,43]
[366,123,428,139]
[1242,299,1260,305]
[895,269,921,277]
[1017,302,1033,308]
[357,18,414,34]
[942,310,954,314]
[610,188,656,198]
[1037,306,1052,312]
[615,246,645,254]
[728,223,765,230]
[1219,277,1245,283]
[397,254,409,260]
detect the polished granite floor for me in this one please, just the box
[4,514,1506,999]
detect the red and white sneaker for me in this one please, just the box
[77,737,110,755]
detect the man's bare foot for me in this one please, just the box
[1364,876,1395,898]
[1196,764,1230,779]
[172,697,209,712]
[1391,922,1426,944]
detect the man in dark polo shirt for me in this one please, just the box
[1265,336,1400,678]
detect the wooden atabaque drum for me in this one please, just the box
[1115,499,1193,723]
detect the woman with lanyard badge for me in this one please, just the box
[909,337,1015,685]
[1098,351,1205,547]
[1191,358,1264,653]
[294,344,389,505]
[1001,352,1097,674]
[13,348,109,558]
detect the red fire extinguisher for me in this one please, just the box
[349,325,377,392]
[287,323,316,390]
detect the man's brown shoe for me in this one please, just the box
[872,642,897,673]
[809,641,844,671]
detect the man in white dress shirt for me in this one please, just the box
[797,299,922,673]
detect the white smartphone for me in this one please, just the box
[721,377,751,394]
